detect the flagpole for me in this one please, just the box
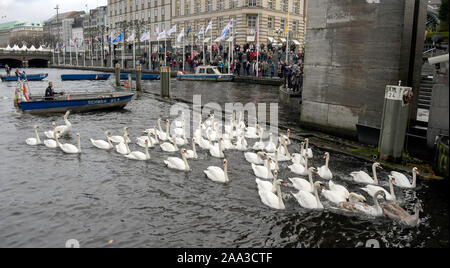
[96,40,98,67]
[57,45,60,66]
[164,36,167,66]
[90,40,93,66]
[121,40,124,69]
[76,43,79,66]
[83,41,86,67]
[256,13,260,77]
[70,44,72,65]
[110,35,113,68]
[52,46,55,65]
[286,14,289,64]
[183,31,185,72]
[63,45,65,65]
[202,34,205,65]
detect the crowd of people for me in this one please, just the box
[126,42,305,92]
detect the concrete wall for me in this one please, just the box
[427,63,449,147]
[301,0,427,138]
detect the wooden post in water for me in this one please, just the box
[160,66,170,99]
[136,65,142,91]
[115,63,121,86]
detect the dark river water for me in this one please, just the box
[0,68,448,248]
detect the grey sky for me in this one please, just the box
[0,0,107,23]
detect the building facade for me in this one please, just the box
[170,0,306,47]
[0,21,19,47]
[107,0,172,42]
[43,11,85,47]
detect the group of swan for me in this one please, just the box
[25,111,423,226]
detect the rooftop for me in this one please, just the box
[0,21,20,31]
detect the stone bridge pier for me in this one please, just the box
[0,51,52,68]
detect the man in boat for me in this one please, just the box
[45,82,62,100]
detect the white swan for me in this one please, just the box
[265,133,277,153]
[160,136,179,152]
[318,152,333,180]
[329,180,349,198]
[125,139,151,161]
[56,132,81,154]
[391,167,418,188]
[91,132,114,150]
[210,138,225,158]
[291,181,325,210]
[256,175,278,194]
[110,127,130,144]
[245,121,260,139]
[185,138,198,159]
[256,171,286,210]
[252,128,266,151]
[381,202,422,227]
[197,134,212,150]
[164,149,191,171]
[173,132,188,146]
[289,167,316,193]
[245,151,266,165]
[44,122,57,139]
[156,119,170,141]
[350,162,382,185]
[252,157,274,179]
[44,124,58,148]
[204,159,230,184]
[337,193,368,212]
[361,175,397,201]
[235,133,248,151]
[273,138,291,162]
[288,154,308,176]
[57,111,72,135]
[174,112,185,128]
[115,134,131,155]
[281,129,291,145]
[303,138,313,159]
[321,184,348,204]
[26,125,42,146]
[137,130,156,148]
[292,142,307,166]
[354,190,386,217]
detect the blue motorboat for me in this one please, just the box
[120,73,160,80]
[1,73,48,82]
[177,65,233,82]
[61,73,111,81]
[14,87,134,114]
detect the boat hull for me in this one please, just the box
[177,74,234,82]
[120,73,160,80]
[61,74,111,81]
[17,92,134,114]
[1,73,48,82]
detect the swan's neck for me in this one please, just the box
[145,143,150,159]
[276,184,285,209]
[314,185,322,208]
[305,156,308,170]
[218,140,224,156]
[158,120,163,132]
[373,193,381,211]
[325,155,330,169]
[182,154,190,171]
[77,136,81,152]
[125,141,131,154]
[147,133,153,146]
[300,143,305,154]
[283,144,291,158]
[55,133,61,147]
[306,140,310,150]
[106,135,112,147]
[266,159,271,175]
[308,171,314,187]
[34,129,41,143]
[372,165,379,184]
[389,179,396,200]
[154,131,159,143]
[193,141,197,157]
[412,171,417,188]
[166,122,170,136]
[224,164,229,183]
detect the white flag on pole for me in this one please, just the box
[154,26,159,38]
[140,31,150,42]
[177,28,185,43]
[167,25,177,36]
[198,26,205,36]
[157,30,166,41]
[220,19,233,41]
[205,21,213,34]
[126,32,135,42]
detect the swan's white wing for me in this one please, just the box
[252,163,273,179]
[26,138,39,146]
[44,139,57,148]
[391,171,412,188]
[110,136,125,143]
[289,178,312,192]
[44,131,54,139]
[204,167,225,183]
[160,143,176,152]
[322,190,346,204]
[60,143,78,154]
[351,171,373,184]
[256,179,274,193]
[258,189,283,209]
[329,181,349,197]
[125,151,147,160]
[292,191,317,209]
[165,157,186,170]
[318,166,333,180]
[288,163,306,176]
[91,139,112,150]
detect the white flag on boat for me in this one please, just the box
[177,28,184,43]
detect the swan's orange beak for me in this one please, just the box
[323,155,327,159]
[320,185,326,190]
[392,178,396,183]
[378,166,383,169]
[364,202,368,207]
[416,170,419,174]
[281,183,287,187]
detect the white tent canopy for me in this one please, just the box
[19,45,27,51]
[226,36,234,42]
[5,45,12,51]
[37,46,44,51]
[292,40,301,45]
[246,36,255,42]
[268,37,276,43]
[12,45,20,50]
[280,38,286,42]
[29,45,36,51]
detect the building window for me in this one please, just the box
[248,0,257,7]
[218,17,224,30]
[196,1,201,13]
[268,0,273,9]
[161,7,165,20]
[294,1,300,14]
[207,1,212,12]
[248,15,257,27]
[281,0,287,12]
[154,8,158,21]
[281,18,285,31]
[185,2,190,15]
[268,17,273,29]
[232,0,238,8]
[219,0,224,10]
